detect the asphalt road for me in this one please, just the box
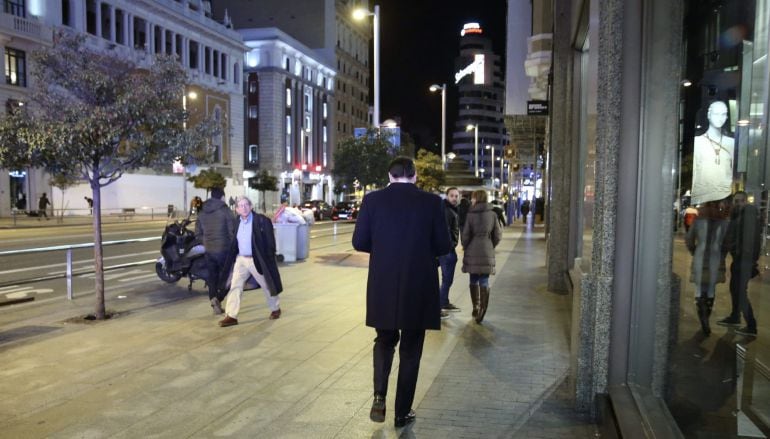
[0,219,357,316]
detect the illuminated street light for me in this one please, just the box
[353,5,380,128]
[181,89,198,212]
[429,83,447,168]
[466,123,479,177]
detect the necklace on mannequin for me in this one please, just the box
[705,132,723,165]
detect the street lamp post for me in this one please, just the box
[429,83,446,168]
[181,90,198,214]
[353,5,380,128]
[466,124,479,177]
[486,145,495,186]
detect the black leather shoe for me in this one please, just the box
[369,394,386,422]
[394,410,416,428]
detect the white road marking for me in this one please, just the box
[4,286,54,299]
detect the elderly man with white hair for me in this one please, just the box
[218,196,284,327]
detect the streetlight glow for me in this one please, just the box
[353,6,380,128]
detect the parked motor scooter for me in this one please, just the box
[155,217,209,291]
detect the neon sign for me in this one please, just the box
[454,54,485,85]
[460,23,483,37]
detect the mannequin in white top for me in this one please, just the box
[691,101,734,204]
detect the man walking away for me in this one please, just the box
[38,193,51,220]
[195,187,235,315]
[218,196,283,327]
[352,156,452,429]
[440,187,461,318]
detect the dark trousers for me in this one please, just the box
[373,329,426,418]
[729,261,757,329]
[205,251,228,301]
[438,250,458,307]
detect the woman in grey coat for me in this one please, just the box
[461,190,502,323]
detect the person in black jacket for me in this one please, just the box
[353,157,451,428]
[439,187,461,316]
[717,191,760,336]
[195,187,235,315]
[218,196,284,327]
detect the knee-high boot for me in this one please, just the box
[696,297,713,336]
[476,286,490,324]
[469,285,480,318]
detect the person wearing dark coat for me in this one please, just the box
[717,191,760,336]
[38,193,51,220]
[218,196,284,327]
[457,197,470,231]
[439,187,461,316]
[462,190,502,323]
[352,156,452,429]
[195,187,235,315]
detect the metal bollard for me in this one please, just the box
[66,248,73,300]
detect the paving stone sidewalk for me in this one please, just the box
[412,229,599,438]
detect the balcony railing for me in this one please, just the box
[0,12,51,43]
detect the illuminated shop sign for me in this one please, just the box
[455,54,485,85]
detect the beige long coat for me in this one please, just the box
[461,203,502,274]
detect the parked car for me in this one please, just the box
[332,201,359,221]
[300,200,333,221]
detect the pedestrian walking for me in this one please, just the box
[457,196,470,231]
[521,200,530,223]
[218,196,283,327]
[439,187,461,318]
[462,189,502,323]
[352,156,451,429]
[717,191,760,336]
[228,196,236,211]
[195,187,235,315]
[84,196,93,215]
[38,193,51,220]
[685,200,729,336]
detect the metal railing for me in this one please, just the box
[0,237,158,300]
[8,206,174,226]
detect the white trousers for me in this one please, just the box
[224,255,279,318]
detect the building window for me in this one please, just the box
[249,81,257,94]
[248,105,258,119]
[115,9,125,45]
[5,48,26,87]
[133,16,147,50]
[286,116,292,163]
[284,56,290,71]
[220,53,227,80]
[86,0,97,35]
[5,0,25,18]
[189,40,199,69]
[165,30,173,54]
[61,0,72,27]
[175,34,182,59]
[248,144,258,164]
[323,102,327,119]
[286,88,292,107]
[154,26,162,54]
[100,3,111,40]
[204,47,211,74]
[233,63,239,84]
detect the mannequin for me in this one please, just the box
[691,101,734,204]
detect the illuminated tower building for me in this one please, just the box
[451,22,508,186]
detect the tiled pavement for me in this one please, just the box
[0,224,599,438]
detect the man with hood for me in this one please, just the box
[195,187,235,314]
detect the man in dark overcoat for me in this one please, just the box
[352,156,452,428]
[218,196,283,327]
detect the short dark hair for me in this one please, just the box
[388,156,416,178]
[445,187,458,195]
[210,187,225,199]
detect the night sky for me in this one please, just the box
[377,0,508,152]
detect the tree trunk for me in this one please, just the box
[261,190,266,213]
[91,181,106,319]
